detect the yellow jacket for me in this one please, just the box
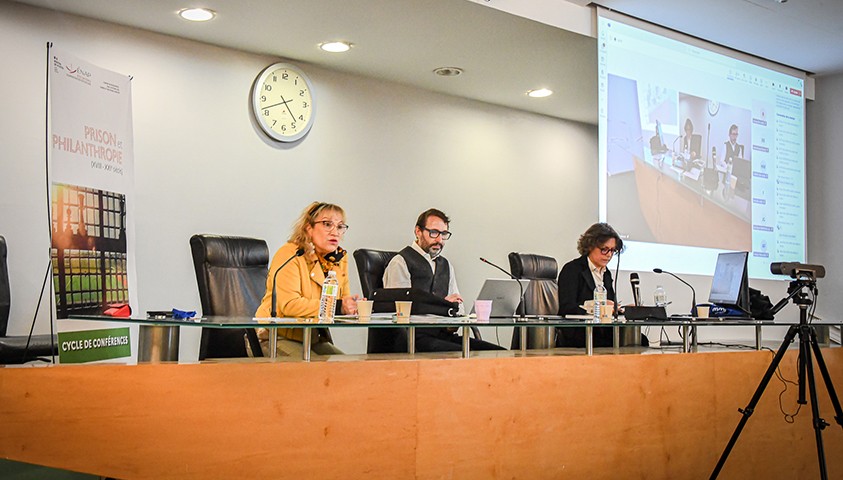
[254,242,350,342]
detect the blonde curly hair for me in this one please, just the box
[288,201,346,251]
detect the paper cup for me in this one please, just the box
[474,300,493,322]
[357,300,373,322]
[697,305,710,318]
[395,301,412,323]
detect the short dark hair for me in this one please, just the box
[577,223,624,256]
[729,124,739,135]
[415,208,450,229]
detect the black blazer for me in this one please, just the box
[556,255,616,348]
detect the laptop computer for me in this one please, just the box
[469,278,530,318]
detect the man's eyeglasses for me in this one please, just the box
[599,247,619,255]
[314,220,349,233]
[423,227,452,240]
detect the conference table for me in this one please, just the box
[68,313,804,361]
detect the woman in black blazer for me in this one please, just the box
[557,223,625,348]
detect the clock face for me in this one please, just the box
[252,63,315,142]
[708,100,720,116]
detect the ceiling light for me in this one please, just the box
[319,41,352,53]
[178,8,216,22]
[433,67,463,77]
[527,88,553,98]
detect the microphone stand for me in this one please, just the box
[270,248,305,318]
[479,257,525,319]
[653,268,697,317]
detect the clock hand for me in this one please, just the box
[279,94,297,120]
[263,98,291,110]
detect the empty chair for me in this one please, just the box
[0,235,57,364]
[353,249,404,353]
[508,252,559,350]
[190,234,268,359]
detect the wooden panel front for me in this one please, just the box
[1,349,841,479]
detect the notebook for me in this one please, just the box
[469,278,530,318]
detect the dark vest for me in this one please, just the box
[399,246,450,298]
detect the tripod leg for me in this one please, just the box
[803,334,829,480]
[796,325,811,405]
[710,325,799,479]
[809,329,843,428]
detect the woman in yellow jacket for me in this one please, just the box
[254,201,362,357]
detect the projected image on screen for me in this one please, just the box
[598,13,806,280]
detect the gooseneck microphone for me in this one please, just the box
[630,272,642,307]
[479,257,525,318]
[653,268,697,316]
[270,247,306,318]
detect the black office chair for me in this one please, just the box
[190,234,268,359]
[0,235,58,364]
[353,249,404,353]
[508,252,559,350]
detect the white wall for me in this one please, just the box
[806,72,843,323]
[0,3,598,355]
[0,2,804,358]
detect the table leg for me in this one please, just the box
[692,325,698,351]
[586,326,593,356]
[408,326,416,354]
[302,328,312,362]
[755,325,762,350]
[462,326,470,358]
[682,325,690,353]
[520,326,527,353]
[613,325,620,350]
[270,328,278,359]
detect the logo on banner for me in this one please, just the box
[58,327,132,363]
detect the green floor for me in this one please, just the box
[0,460,97,479]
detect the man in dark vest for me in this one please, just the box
[383,208,505,352]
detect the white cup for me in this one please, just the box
[357,300,373,322]
[395,301,412,323]
[474,300,493,322]
[697,305,710,318]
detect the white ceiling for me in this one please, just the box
[595,0,843,76]
[11,0,843,125]
[12,0,598,123]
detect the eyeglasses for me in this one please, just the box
[314,220,349,233]
[423,227,452,240]
[599,247,619,255]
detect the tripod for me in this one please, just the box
[711,278,843,479]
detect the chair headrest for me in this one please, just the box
[508,252,558,280]
[353,249,398,273]
[190,234,269,268]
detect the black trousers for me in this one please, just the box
[415,327,505,352]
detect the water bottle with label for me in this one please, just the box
[318,270,339,322]
[593,284,607,323]
[654,285,668,307]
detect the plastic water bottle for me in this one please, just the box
[654,285,668,307]
[593,284,607,323]
[318,270,339,322]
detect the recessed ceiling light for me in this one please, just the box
[527,88,553,98]
[319,41,352,53]
[433,67,463,77]
[178,8,216,22]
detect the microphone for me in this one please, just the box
[630,272,642,307]
[653,268,696,316]
[479,257,525,318]
[270,247,306,317]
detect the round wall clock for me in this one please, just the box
[252,63,316,142]
[707,99,720,116]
